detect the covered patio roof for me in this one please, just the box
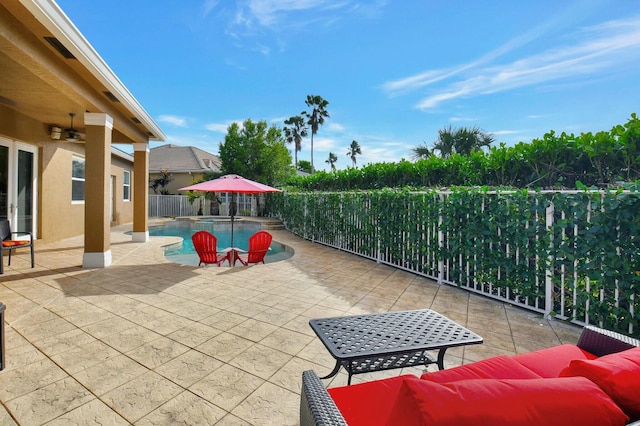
[0,0,165,144]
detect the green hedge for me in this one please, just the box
[267,188,640,337]
[285,114,640,191]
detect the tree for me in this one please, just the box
[411,142,432,160]
[149,170,173,194]
[431,126,456,158]
[218,118,293,186]
[283,115,308,169]
[432,125,494,158]
[297,160,312,174]
[185,171,223,215]
[301,94,329,174]
[346,140,362,167]
[326,152,338,171]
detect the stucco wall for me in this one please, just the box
[150,172,205,195]
[40,143,135,242]
[41,142,86,241]
[110,155,134,225]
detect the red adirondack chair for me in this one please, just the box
[192,231,229,267]
[235,230,273,266]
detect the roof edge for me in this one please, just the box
[19,0,166,142]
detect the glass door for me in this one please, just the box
[17,147,34,233]
[0,138,37,238]
[0,144,7,221]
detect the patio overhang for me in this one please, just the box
[0,0,166,144]
[0,0,166,268]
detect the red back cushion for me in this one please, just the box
[328,374,414,426]
[385,377,628,426]
[560,346,640,421]
[511,344,597,377]
[421,355,541,383]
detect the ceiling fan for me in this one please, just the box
[64,112,85,142]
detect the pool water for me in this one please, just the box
[148,220,290,266]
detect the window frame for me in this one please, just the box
[123,170,131,201]
[71,155,85,203]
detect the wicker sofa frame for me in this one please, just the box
[300,326,640,426]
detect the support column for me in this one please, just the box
[132,143,149,242]
[83,112,112,268]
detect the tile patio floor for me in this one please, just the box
[0,221,583,425]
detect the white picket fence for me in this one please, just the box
[272,190,640,337]
[148,194,261,217]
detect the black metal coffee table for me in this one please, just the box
[309,309,483,384]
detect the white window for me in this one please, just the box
[123,170,131,201]
[71,155,85,201]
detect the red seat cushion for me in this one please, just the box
[511,344,597,377]
[385,377,629,426]
[2,240,29,247]
[420,355,541,383]
[560,347,640,421]
[328,375,414,426]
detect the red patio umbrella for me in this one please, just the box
[179,174,281,260]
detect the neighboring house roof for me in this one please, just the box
[149,144,221,174]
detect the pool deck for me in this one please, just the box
[0,221,582,425]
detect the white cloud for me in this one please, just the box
[309,136,337,151]
[379,10,557,97]
[223,0,386,38]
[247,0,330,26]
[158,115,188,127]
[450,116,478,122]
[359,145,405,165]
[327,122,345,132]
[381,14,640,110]
[204,120,245,133]
[201,0,219,17]
[381,68,461,97]
[492,130,520,136]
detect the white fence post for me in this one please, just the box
[545,202,555,318]
[437,192,445,284]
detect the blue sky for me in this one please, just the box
[57,0,640,172]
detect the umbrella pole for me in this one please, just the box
[230,193,235,266]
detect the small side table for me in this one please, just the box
[220,247,245,266]
[310,309,483,384]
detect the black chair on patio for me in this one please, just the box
[1,220,34,274]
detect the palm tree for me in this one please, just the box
[326,152,338,171]
[302,95,329,174]
[452,126,494,156]
[283,115,308,169]
[346,140,362,167]
[431,125,494,157]
[432,126,456,158]
[411,142,432,160]
[149,170,173,194]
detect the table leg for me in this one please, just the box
[319,360,342,381]
[437,348,448,370]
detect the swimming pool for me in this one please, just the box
[148,219,292,266]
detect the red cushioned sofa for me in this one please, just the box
[300,326,640,426]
